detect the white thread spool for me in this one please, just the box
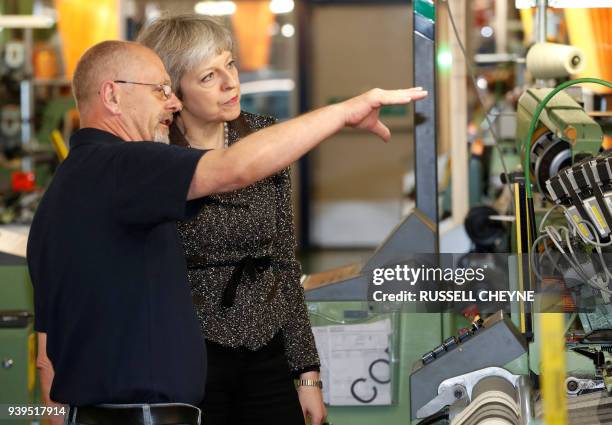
[526,43,585,79]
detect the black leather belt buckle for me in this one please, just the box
[69,404,200,425]
[150,404,200,425]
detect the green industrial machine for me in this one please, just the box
[305,300,474,425]
[303,0,535,423]
[516,87,603,194]
[0,251,36,425]
[307,302,427,424]
[512,79,612,424]
[302,17,612,423]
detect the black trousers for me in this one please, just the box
[201,333,304,425]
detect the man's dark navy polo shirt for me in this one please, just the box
[27,128,207,405]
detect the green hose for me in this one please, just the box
[522,77,612,198]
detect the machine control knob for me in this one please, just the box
[566,378,579,392]
[432,344,446,359]
[458,331,472,343]
[422,351,435,365]
[2,358,14,369]
[443,336,458,351]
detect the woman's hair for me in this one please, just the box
[137,13,234,98]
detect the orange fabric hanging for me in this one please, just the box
[565,8,612,94]
[54,0,120,79]
[231,1,274,71]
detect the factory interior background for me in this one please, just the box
[2,0,612,424]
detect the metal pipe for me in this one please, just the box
[518,375,534,425]
[535,0,548,86]
[535,0,547,44]
[20,28,33,172]
[495,0,508,53]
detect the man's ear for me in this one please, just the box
[99,81,122,115]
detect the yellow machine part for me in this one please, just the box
[519,9,534,45]
[51,130,69,162]
[514,182,533,334]
[540,314,568,425]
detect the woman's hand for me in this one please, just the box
[341,87,428,142]
[297,371,327,425]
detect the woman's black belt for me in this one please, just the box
[188,255,272,307]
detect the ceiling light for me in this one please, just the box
[281,24,295,38]
[194,1,237,16]
[269,0,294,14]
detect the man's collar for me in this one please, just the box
[69,128,125,149]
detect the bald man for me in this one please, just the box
[27,40,426,425]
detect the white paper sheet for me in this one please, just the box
[312,318,392,406]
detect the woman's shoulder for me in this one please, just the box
[239,110,277,131]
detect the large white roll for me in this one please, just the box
[526,42,585,79]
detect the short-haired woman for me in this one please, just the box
[138,14,326,425]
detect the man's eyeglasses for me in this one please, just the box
[113,80,173,100]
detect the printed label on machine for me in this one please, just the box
[566,207,593,240]
[583,197,609,236]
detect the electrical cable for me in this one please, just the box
[544,225,567,255]
[442,0,514,213]
[533,204,572,277]
[530,234,552,282]
[561,225,605,287]
[598,244,612,281]
[532,201,612,297]
[561,218,612,294]
[543,235,567,277]
[538,203,569,234]
[543,225,592,282]
[553,226,590,282]
[571,218,612,289]
[530,227,581,284]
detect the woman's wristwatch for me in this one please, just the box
[295,379,323,389]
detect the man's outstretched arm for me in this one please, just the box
[187,88,427,199]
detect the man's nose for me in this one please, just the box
[166,92,182,112]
